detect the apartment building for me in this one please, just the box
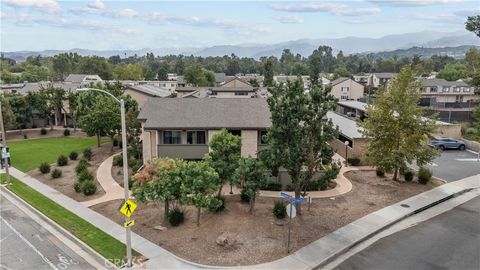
[330,77,365,101]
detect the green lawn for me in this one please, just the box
[1,175,138,264]
[8,137,107,172]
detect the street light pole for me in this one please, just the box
[77,88,132,267]
[0,102,11,184]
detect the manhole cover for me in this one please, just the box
[400,204,410,208]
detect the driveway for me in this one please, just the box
[334,196,480,270]
[412,150,480,182]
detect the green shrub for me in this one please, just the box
[40,128,47,135]
[57,155,68,166]
[73,181,82,193]
[263,181,282,191]
[69,151,78,160]
[273,201,287,219]
[75,159,89,175]
[39,162,51,174]
[418,167,432,185]
[113,137,119,147]
[240,189,250,202]
[376,169,385,177]
[83,148,92,161]
[81,181,97,196]
[51,169,62,179]
[77,169,94,183]
[64,128,70,136]
[113,155,123,167]
[347,157,360,166]
[404,171,414,182]
[131,160,142,172]
[208,195,225,212]
[168,207,185,226]
[399,166,408,176]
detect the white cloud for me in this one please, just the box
[269,2,381,16]
[408,13,462,24]
[274,15,304,24]
[109,9,138,18]
[453,8,480,17]
[88,0,105,10]
[367,0,464,6]
[148,13,238,28]
[70,6,138,18]
[4,0,61,13]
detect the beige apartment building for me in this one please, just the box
[330,77,365,101]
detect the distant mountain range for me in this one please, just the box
[2,31,478,62]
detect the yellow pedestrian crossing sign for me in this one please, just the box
[119,199,137,217]
[124,220,135,228]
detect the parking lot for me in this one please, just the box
[421,150,479,182]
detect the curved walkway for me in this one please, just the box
[82,153,126,207]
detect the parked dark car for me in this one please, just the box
[428,137,466,150]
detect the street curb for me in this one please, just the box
[310,187,474,270]
[0,185,113,270]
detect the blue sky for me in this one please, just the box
[0,0,478,51]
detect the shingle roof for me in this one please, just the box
[373,73,396,79]
[126,85,171,97]
[64,74,101,83]
[138,98,271,129]
[330,77,350,86]
[420,78,470,87]
[337,101,367,112]
[175,86,256,92]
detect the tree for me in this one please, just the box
[20,65,51,82]
[1,71,19,84]
[291,62,309,76]
[113,64,143,80]
[52,54,73,80]
[133,158,184,220]
[76,56,113,80]
[205,129,241,196]
[184,64,215,86]
[359,66,439,181]
[234,157,270,213]
[437,63,468,81]
[263,58,275,87]
[249,78,260,87]
[280,49,295,75]
[267,79,337,214]
[464,48,480,73]
[180,161,221,226]
[7,95,32,130]
[466,15,480,37]
[333,67,351,79]
[0,97,16,130]
[157,63,169,81]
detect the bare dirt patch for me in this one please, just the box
[29,143,120,202]
[91,169,441,266]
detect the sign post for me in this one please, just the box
[0,102,11,184]
[280,192,303,253]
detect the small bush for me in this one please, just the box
[113,155,123,167]
[73,181,82,193]
[77,169,94,183]
[75,159,89,175]
[40,128,47,135]
[240,189,250,202]
[113,137,119,147]
[83,148,92,161]
[64,128,70,136]
[39,162,51,174]
[51,169,62,178]
[376,169,385,177]
[263,181,282,191]
[81,180,97,196]
[23,134,28,139]
[208,195,225,212]
[347,157,360,166]
[418,167,432,185]
[404,171,414,182]
[69,151,78,160]
[273,200,287,219]
[168,207,185,226]
[57,155,68,166]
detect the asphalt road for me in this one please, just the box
[425,150,480,182]
[334,196,480,270]
[0,194,96,270]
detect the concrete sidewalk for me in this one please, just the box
[8,166,479,270]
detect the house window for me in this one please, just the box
[463,87,470,92]
[227,130,241,136]
[235,92,248,96]
[421,87,426,93]
[341,87,349,92]
[442,87,450,92]
[453,87,460,92]
[340,95,349,100]
[430,87,437,93]
[210,91,218,96]
[258,130,268,145]
[187,131,206,144]
[163,130,182,144]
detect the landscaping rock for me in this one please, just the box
[216,234,228,246]
[274,218,285,226]
[154,225,167,231]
